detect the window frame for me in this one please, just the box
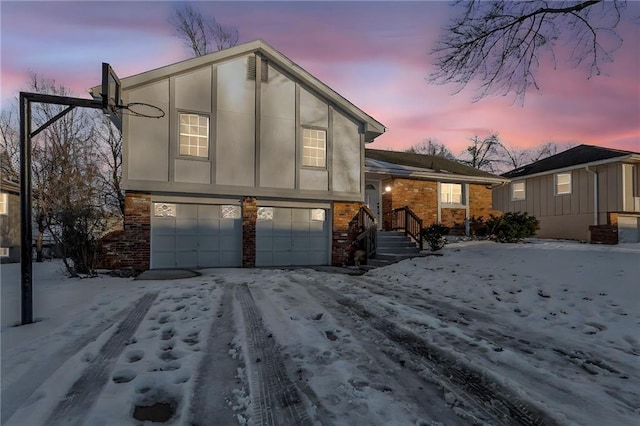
[555,172,572,195]
[178,111,211,160]
[301,126,327,169]
[440,182,464,206]
[0,247,8,257]
[0,193,7,215]
[511,181,526,201]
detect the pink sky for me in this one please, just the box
[1,1,638,155]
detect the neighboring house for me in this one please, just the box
[365,149,507,233]
[493,144,640,243]
[0,178,20,263]
[91,40,385,269]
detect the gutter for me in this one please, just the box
[585,166,598,226]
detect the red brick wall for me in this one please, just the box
[469,183,501,219]
[589,225,618,244]
[96,192,151,271]
[441,208,466,234]
[242,197,257,268]
[383,178,438,228]
[332,201,362,266]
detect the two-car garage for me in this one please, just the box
[151,201,330,269]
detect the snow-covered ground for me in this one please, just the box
[1,240,638,425]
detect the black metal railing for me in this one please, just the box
[391,206,423,250]
[356,205,377,259]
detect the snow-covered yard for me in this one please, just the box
[1,240,638,425]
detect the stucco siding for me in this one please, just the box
[260,65,295,189]
[216,57,255,187]
[127,79,170,182]
[332,110,360,194]
[300,88,328,128]
[175,67,212,113]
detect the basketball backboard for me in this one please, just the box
[101,62,122,131]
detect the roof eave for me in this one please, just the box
[505,154,638,180]
[365,166,509,184]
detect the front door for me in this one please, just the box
[365,182,381,221]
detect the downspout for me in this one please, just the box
[585,166,598,226]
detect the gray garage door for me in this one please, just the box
[152,203,241,268]
[256,207,329,266]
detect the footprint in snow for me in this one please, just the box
[112,369,136,384]
[126,350,145,363]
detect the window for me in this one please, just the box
[311,209,325,221]
[221,205,241,219]
[0,248,8,257]
[0,193,7,215]
[441,183,463,204]
[257,207,274,221]
[512,181,526,200]
[555,173,572,195]
[179,113,209,158]
[302,128,326,168]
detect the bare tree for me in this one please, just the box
[170,4,239,57]
[458,133,503,172]
[430,1,626,101]
[95,114,125,217]
[0,110,19,182]
[405,139,456,159]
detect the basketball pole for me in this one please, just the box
[18,92,107,325]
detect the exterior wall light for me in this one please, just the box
[385,185,392,192]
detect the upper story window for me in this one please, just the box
[441,183,463,205]
[512,181,526,200]
[0,193,7,215]
[179,113,209,158]
[555,172,571,195]
[302,128,326,168]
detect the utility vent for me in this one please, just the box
[261,59,269,82]
[247,56,256,80]
[246,56,268,82]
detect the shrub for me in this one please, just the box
[468,216,488,237]
[485,212,539,243]
[421,223,449,251]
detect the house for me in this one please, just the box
[0,178,20,263]
[493,144,640,243]
[92,40,386,269]
[365,149,507,233]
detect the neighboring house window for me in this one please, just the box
[0,193,7,215]
[512,181,526,200]
[179,113,209,158]
[302,128,326,168]
[441,183,463,204]
[0,248,8,257]
[555,172,572,195]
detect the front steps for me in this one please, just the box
[366,231,423,268]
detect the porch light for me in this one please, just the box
[385,185,392,192]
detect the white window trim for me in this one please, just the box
[179,112,210,159]
[302,127,327,169]
[555,172,572,195]
[512,181,526,201]
[0,193,7,215]
[440,182,464,205]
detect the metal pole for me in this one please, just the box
[19,93,33,325]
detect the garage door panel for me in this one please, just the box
[274,208,292,221]
[198,204,220,219]
[273,251,292,265]
[198,235,220,250]
[309,221,325,232]
[176,251,197,268]
[292,208,309,221]
[257,236,272,251]
[310,236,326,250]
[292,221,310,232]
[291,251,310,265]
[178,204,198,217]
[152,202,241,269]
[292,237,309,250]
[308,251,327,265]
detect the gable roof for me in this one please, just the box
[90,39,385,142]
[365,149,506,183]
[503,144,639,178]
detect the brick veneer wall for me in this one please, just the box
[332,201,362,266]
[384,178,438,229]
[469,183,501,219]
[95,192,151,271]
[441,208,466,234]
[589,225,618,244]
[242,197,257,267]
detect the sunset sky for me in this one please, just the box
[1,1,639,155]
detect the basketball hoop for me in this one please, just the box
[121,102,165,119]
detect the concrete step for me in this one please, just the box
[377,246,421,255]
[377,240,418,248]
[375,252,425,262]
[365,258,394,268]
[377,232,408,240]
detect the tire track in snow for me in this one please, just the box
[235,283,312,426]
[1,300,132,424]
[189,285,243,425]
[312,281,559,426]
[47,291,158,426]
